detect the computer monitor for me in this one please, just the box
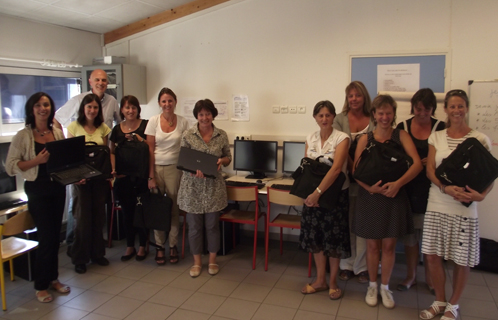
[233,140,278,179]
[282,141,306,174]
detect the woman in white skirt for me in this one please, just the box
[420,89,493,320]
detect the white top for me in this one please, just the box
[306,129,350,190]
[145,114,190,165]
[426,129,491,218]
[54,91,121,129]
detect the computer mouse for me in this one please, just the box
[256,179,263,184]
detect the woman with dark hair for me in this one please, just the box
[6,92,69,303]
[145,88,190,265]
[420,90,492,320]
[353,94,422,309]
[300,100,351,300]
[110,95,149,261]
[396,88,445,293]
[333,81,374,283]
[177,99,231,278]
[68,93,111,274]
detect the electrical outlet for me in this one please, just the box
[289,105,297,114]
[272,105,280,113]
[240,135,251,140]
[280,105,289,114]
[298,105,306,114]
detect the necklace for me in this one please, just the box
[35,128,51,136]
[162,113,175,126]
[123,120,139,131]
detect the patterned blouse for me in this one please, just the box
[177,124,232,214]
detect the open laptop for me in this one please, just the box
[45,136,102,185]
[177,146,219,178]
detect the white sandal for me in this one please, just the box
[441,303,459,320]
[419,301,447,319]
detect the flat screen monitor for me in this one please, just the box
[283,141,306,174]
[233,140,278,179]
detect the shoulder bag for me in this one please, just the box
[353,139,413,186]
[85,142,112,180]
[133,188,172,233]
[115,135,150,179]
[290,157,346,210]
[435,137,498,207]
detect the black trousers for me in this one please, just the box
[114,176,148,247]
[71,180,109,265]
[24,180,66,290]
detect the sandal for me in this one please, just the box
[357,271,369,284]
[441,303,459,320]
[339,269,354,281]
[329,288,343,300]
[51,280,70,294]
[301,283,329,294]
[169,245,179,264]
[36,290,53,303]
[419,301,447,320]
[155,247,166,266]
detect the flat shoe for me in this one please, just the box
[397,280,417,291]
[190,265,202,278]
[121,248,136,261]
[36,290,53,303]
[339,269,354,281]
[208,263,219,275]
[329,288,343,300]
[301,283,329,294]
[75,264,87,274]
[136,251,148,261]
[51,280,70,294]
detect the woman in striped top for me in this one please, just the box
[420,90,493,320]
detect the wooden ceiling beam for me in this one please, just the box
[104,0,230,45]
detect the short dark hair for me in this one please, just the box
[157,87,177,102]
[120,95,141,119]
[193,99,218,119]
[25,92,56,129]
[371,94,397,126]
[410,88,437,115]
[77,93,104,127]
[312,100,336,117]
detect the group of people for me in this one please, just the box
[5,69,231,303]
[4,69,491,320]
[299,81,491,320]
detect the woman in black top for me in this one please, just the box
[110,95,149,261]
[396,89,445,293]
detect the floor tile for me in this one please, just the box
[214,297,260,320]
[113,263,155,280]
[197,278,240,297]
[63,290,114,312]
[461,284,494,301]
[229,282,271,303]
[65,272,109,290]
[167,308,210,320]
[242,270,281,287]
[118,281,163,301]
[148,286,195,308]
[299,293,339,315]
[459,298,498,319]
[251,303,296,320]
[123,302,175,320]
[377,305,418,320]
[81,314,119,320]
[168,273,210,291]
[274,274,310,292]
[38,305,89,320]
[92,296,143,319]
[179,292,226,315]
[51,286,86,305]
[1,298,58,320]
[214,266,251,283]
[90,276,135,295]
[140,268,182,286]
[263,287,303,308]
[294,310,338,320]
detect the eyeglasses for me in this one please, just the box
[446,89,468,97]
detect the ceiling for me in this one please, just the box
[0,0,194,34]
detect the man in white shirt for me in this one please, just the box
[54,69,121,129]
[55,69,121,260]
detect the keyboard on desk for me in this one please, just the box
[270,184,293,191]
[225,180,266,189]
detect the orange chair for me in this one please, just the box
[265,186,312,277]
[220,185,265,270]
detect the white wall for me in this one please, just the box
[105,0,498,240]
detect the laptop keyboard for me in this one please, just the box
[54,165,92,180]
[270,184,293,191]
[225,180,265,189]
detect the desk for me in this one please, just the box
[225,175,294,194]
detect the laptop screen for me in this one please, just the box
[45,136,86,173]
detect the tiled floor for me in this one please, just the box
[1,235,498,320]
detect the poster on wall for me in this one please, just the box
[214,100,228,120]
[377,63,420,93]
[182,98,199,126]
[231,95,249,121]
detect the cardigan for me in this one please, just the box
[6,126,65,181]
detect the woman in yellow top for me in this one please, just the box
[67,93,111,274]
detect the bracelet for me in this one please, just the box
[316,187,322,194]
[440,184,446,194]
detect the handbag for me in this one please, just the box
[133,188,172,233]
[115,136,149,179]
[85,142,112,180]
[290,157,346,209]
[353,138,413,186]
[435,137,498,207]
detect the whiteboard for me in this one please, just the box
[468,80,498,241]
